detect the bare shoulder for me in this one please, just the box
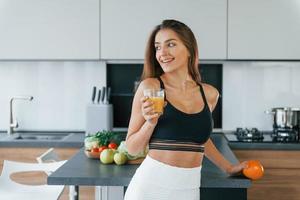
[128,78,160,134]
[139,78,160,90]
[201,83,219,98]
[201,83,219,111]
[133,78,161,102]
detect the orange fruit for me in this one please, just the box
[243,160,264,180]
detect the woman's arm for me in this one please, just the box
[203,83,247,175]
[204,139,246,175]
[125,79,160,155]
[204,139,232,172]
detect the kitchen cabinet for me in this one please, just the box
[0,0,99,60]
[100,0,227,60]
[0,148,94,200]
[228,0,300,60]
[233,150,300,200]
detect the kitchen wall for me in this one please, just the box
[1,61,300,132]
[0,61,106,131]
[223,62,300,131]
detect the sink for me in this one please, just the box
[14,134,69,140]
[1,132,72,141]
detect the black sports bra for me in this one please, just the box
[149,77,213,153]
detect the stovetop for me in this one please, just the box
[225,128,300,143]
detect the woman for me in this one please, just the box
[124,19,247,200]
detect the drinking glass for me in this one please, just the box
[143,89,165,114]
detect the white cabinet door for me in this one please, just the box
[100,0,226,60]
[0,0,99,60]
[228,0,300,60]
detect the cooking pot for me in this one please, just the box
[265,107,300,129]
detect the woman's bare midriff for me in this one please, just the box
[148,149,204,168]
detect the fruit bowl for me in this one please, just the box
[84,150,145,164]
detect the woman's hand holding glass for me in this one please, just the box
[141,89,165,126]
[141,96,160,126]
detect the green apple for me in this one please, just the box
[100,149,115,164]
[114,152,128,165]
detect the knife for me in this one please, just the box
[91,86,96,103]
[106,87,111,104]
[101,86,106,104]
[97,89,101,104]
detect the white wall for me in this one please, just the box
[0,61,106,131]
[223,62,300,131]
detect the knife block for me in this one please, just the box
[85,104,113,135]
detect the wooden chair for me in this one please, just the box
[0,159,66,200]
[36,148,77,200]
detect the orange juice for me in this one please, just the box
[149,97,164,114]
[144,88,165,114]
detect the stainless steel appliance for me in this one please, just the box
[235,128,264,142]
[226,127,299,143]
[265,107,300,142]
[265,107,300,129]
[272,127,299,142]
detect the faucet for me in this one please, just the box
[8,95,34,136]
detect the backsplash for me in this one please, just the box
[0,61,300,132]
[0,61,106,131]
[223,62,300,131]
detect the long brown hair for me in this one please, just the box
[141,19,201,84]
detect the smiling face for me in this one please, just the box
[154,29,190,73]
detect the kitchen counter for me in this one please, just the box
[48,133,251,200]
[229,142,300,150]
[224,133,300,150]
[0,132,85,148]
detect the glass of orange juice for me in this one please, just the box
[143,89,165,115]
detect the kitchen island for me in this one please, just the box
[48,133,251,200]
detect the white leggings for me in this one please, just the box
[124,155,201,200]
